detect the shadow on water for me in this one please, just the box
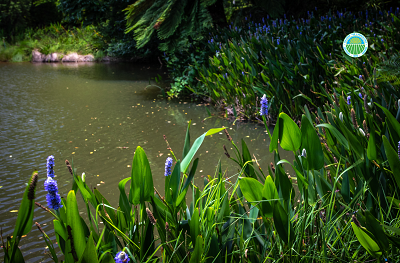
[0,62,294,262]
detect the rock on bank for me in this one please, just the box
[31,49,94,62]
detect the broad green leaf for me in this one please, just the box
[67,190,86,259]
[382,136,400,189]
[53,219,67,240]
[301,115,324,170]
[351,222,382,258]
[365,211,389,252]
[273,202,294,244]
[239,177,263,205]
[130,146,154,205]
[261,175,279,218]
[189,235,204,263]
[180,128,225,173]
[206,234,221,263]
[78,232,99,263]
[278,113,302,151]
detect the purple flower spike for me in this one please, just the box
[46,155,55,178]
[44,178,58,195]
[359,75,362,79]
[259,94,269,116]
[359,93,363,98]
[115,251,130,263]
[398,141,400,160]
[164,157,173,177]
[46,193,62,210]
[347,96,351,105]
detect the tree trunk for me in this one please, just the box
[206,0,228,29]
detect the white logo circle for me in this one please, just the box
[343,33,368,58]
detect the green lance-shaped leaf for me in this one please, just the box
[189,235,204,263]
[300,115,324,170]
[168,160,181,205]
[376,103,400,139]
[351,222,382,258]
[270,111,281,152]
[78,232,98,263]
[316,124,349,150]
[365,211,389,252]
[341,164,350,204]
[13,170,38,239]
[182,120,191,160]
[239,177,263,207]
[130,146,154,205]
[273,201,294,244]
[262,175,279,218]
[180,128,225,173]
[242,139,257,179]
[278,112,302,152]
[118,178,131,223]
[176,158,198,207]
[367,114,377,160]
[336,119,364,158]
[382,135,400,189]
[67,190,86,259]
[190,208,200,247]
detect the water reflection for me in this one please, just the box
[0,62,293,262]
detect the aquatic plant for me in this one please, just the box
[164,157,173,176]
[46,155,55,178]
[259,94,269,117]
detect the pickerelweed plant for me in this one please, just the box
[180,8,400,120]
[4,94,400,262]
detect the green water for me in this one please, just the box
[0,62,292,262]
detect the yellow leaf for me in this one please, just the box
[10,210,18,212]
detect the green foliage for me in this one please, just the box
[175,7,400,119]
[0,23,105,62]
[6,6,400,263]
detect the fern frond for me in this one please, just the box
[124,0,157,28]
[376,53,400,86]
[128,0,169,48]
[157,0,188,40]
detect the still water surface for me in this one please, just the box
[0,62,293,262]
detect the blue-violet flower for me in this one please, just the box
[115,251,130,263]
[164,157,173,177]
[46,192,62,210]
[347,96,351,105]
[259,94,268,116]
[47,155,55,178]
[44,177,58,195]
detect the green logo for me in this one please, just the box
[343,33,368,58]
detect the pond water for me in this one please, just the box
[0,62,293,262]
